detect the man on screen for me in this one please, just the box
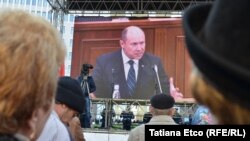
[92,26,175,99]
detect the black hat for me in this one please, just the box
[183,0,250,108]
[56,76,84,113]
[150,94,175,109]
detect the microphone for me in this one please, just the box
[111,69,115,84]
[112,68,115,74]
[152,65,163,93]
[153,65,158,73]
[111,68,116,96]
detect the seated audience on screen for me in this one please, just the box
[143,112,152,124]
[100,108,116,128]
[120,106,134,130]
[183,0,250,124]
[38,77,85,141]
[172,108,183,124]
[92,26,182,99]
[128,93,176,141]
[0,9,65,140]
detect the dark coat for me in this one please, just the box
[77,76,96,97]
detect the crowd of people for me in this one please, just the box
[1,0,249,140]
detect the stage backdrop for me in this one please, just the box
[71,17,192,99]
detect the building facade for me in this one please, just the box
[1,0,76,76]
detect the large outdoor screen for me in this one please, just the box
[71,16,186,100]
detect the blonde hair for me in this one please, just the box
[190,66,250,124]
[0,10,65,133]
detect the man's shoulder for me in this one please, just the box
[128,124,145,140]
[143,52,161,60]
[140,52,162,65]
[97,49,121,60]
[131,124,145,132]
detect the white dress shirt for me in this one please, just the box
[121,49,139,81]
[37,111,71,141]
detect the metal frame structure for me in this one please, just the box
[46,0,66,34]
[65,0,213,15]
[46,0,214,37]
[46,0,214,29]
[91,98,196,129]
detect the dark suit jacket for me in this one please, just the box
[92,49,170,99]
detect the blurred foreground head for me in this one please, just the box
[0,9,65,139]
[183,0,250,124]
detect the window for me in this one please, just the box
[37,0,42,6]
[37,11,41,16]
[68,52,72,60]
[42,12,46,18]
[20,0,25,5]
[70,27,74,34]
[63,26,65,33]
[26,0,30,5]
[42,0,47,7]
[15,0,19,4]
[67,65,71,74]
[69,39,73,47]
[64,14,68,22]
[47,12,52,21]
[70,15,74,22]
[32,0,36,6]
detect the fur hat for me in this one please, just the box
[150,94,175,109]
[183,0,250,108]
[56,76,85,113]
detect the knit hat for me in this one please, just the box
[56,76,85,113]
[150,93,175,109]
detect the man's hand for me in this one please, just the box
[89,93,96,99]
[169,77,183,100]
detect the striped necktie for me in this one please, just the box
[127,60,136,96]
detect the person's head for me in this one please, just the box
[55,76,85,124]
[120,26,146,60]
[0,9,65,139]
[80,63,93,76]
[183,0,250,124]
[149,93,175,116]
[191,105,216,125]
